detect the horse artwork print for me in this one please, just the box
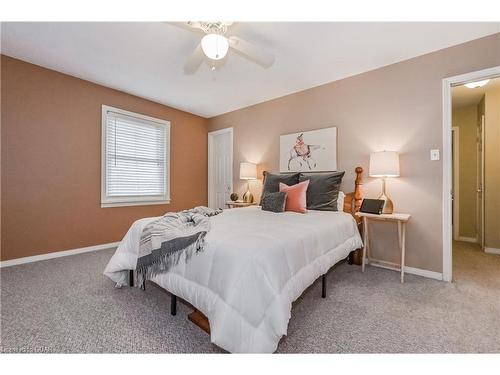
[279,127,337,172]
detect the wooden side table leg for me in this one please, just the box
[362,217,368,272]
[399,222,406,283]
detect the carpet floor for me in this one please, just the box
[1,241,499,353]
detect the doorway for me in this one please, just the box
[208,127,233,209]
[443,66,500,282]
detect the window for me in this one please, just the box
[101,105,170,207]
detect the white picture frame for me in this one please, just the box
[279,127,337,172]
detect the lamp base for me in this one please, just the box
[378,193,394,214]
[243,190,253,203]
[378,177,394,214]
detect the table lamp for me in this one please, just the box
[369,151,400,214]
[240,162,257,203]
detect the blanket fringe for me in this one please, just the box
[134,232,206,289]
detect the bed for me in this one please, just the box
[104,167,364,353]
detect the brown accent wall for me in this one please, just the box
[208,33,500,273]
[1,55,208,261]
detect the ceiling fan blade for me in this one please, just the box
[184,44,205,74]
[165,21,205,34]
[228,36,275,68]
[225,22,238,33]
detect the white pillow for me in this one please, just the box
[337,191,345,212]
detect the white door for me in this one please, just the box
[208,128,233,209]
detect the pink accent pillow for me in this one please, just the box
[279,180,309,213]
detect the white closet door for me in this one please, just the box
[208,128,233,209]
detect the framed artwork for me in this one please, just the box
[279,127,337,172]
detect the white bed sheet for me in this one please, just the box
[104,206,362,353]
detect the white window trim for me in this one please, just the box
[101,105,171,208]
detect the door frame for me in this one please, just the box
[208,127,233,209]
[442,65,500,282]
[477,114,486,250]
[451,126,460,241]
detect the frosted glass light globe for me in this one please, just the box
[201,33,229,60]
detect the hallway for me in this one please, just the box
[453,240,500,288]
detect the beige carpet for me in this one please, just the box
[453,240,500,287]
[1,242,499,353]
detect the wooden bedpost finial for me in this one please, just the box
[354,167,363,213]
[342,167,364,216]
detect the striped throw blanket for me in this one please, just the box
[134,206,222,289]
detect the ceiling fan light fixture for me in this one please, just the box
[464,79,490,89]
[201,33,229,60]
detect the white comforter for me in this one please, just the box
[104,206,362,353]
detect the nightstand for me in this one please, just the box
[355,212,411,283]
[225,201,258,209]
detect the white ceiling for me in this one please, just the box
[452,77,500,108]
[2,22,499,118]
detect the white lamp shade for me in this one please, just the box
[369,151,400,177]
[240,162,257,180]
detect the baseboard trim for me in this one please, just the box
[404,266,443,281]
[458,236,478,243]
[0,242,120,268]
[368,259,443,281]
[485,247,500,255]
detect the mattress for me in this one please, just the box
[104,206,363,353]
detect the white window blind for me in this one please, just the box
[101,106,170,207]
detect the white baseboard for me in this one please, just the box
[485,247,500,255]
[458,236,478,243]
[368,259,443,281]
[403,266,443,281]
[0,242,120,268]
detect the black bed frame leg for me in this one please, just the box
[321,274,326,298]
[348,251,354,265]
[129,270,134,287]
[171,294,177,316]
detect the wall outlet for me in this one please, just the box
[430,149,440,161]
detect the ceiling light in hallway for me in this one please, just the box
[464,79,490,88]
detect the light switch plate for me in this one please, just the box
[430,149,440,161]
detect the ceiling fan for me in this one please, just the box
[176,21,275,74]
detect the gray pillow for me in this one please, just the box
[260,172,300,205]
[299,171,345,211]
[261,191,287,213]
